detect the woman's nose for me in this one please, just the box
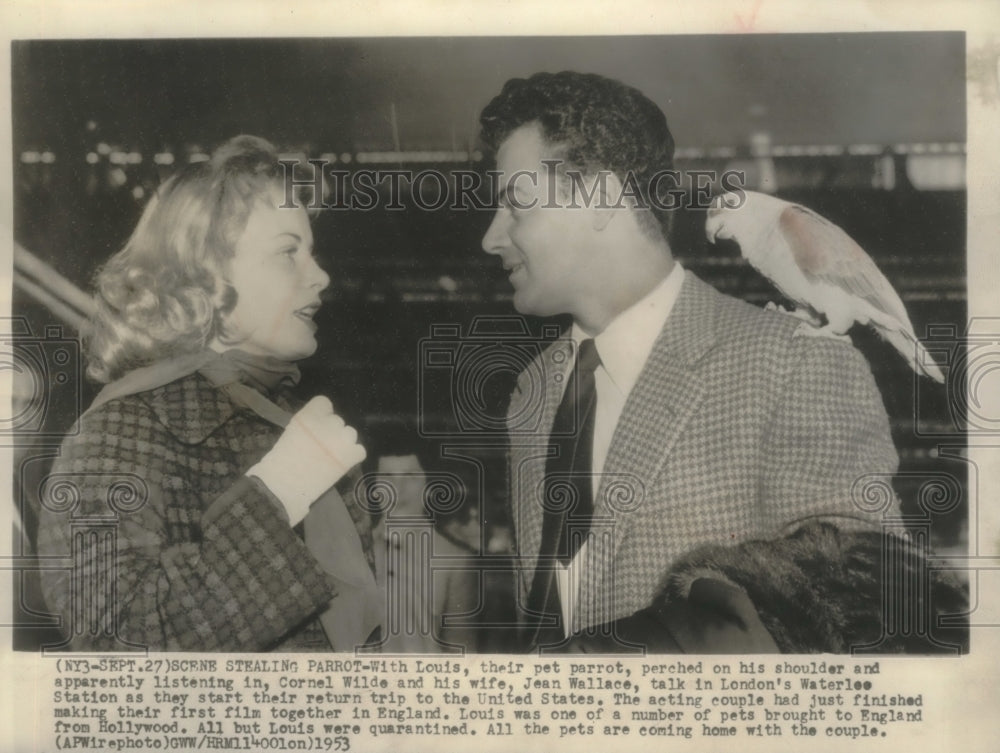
[305,254,330,291]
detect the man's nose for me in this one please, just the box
[481,209,510,255]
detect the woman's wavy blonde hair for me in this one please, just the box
[86,135,286,383]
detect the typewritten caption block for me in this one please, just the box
[44,657,926,750]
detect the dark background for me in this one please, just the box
[11,35,968,650]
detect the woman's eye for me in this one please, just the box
[279,246,296,258]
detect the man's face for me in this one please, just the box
[481,124,600,319]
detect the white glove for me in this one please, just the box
[247,396,367,526]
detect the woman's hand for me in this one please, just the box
[247,396,367,526]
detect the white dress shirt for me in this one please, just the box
[556,262,686,634]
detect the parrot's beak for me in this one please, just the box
[705,218,719,242]
[705,192,742,243]
[704,208,729,243]
[709,191,743,212]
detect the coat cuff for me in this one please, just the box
[198,477,337,630]
[202,475,289,527]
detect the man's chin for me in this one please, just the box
[512,291,551,318]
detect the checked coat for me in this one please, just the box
[36,372,372,652]
[507,271,900,636]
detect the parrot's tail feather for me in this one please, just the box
[873,322,946,383]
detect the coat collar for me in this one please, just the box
[650,270,727,367]
[136,372,244,445]
[581,272,728,622]
[593,271,724,499]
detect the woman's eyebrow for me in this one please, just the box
[271,232,315,254]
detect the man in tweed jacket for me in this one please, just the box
[479,72,899,649]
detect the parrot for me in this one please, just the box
[705,190,945,383]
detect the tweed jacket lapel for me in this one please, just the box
[510,273,727,619]
[578,272,726,628]
[597,272,724,496]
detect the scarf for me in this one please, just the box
[89,348,382,651]
[89,348,301,414]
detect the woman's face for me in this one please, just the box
[222,185,330,361]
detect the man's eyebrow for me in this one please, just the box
[498,181,525,205]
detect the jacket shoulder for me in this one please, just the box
[705,284,803,344]
[79,372,241,446]
[701,281,870,371]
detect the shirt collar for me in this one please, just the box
[571,261,686,396]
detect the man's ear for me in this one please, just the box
[591,171,625,232]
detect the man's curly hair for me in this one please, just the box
[479,71,675,237]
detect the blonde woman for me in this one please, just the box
[38,136,381,651]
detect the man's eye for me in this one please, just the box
[498,197,523,215]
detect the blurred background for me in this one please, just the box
[11,34,967,650]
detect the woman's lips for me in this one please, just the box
[294,304,320,326]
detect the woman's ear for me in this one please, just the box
[208,281,239,347]
[214,280,238,315]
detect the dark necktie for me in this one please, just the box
[526,338,601,644]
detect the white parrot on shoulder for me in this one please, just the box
[705,190,944,383]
